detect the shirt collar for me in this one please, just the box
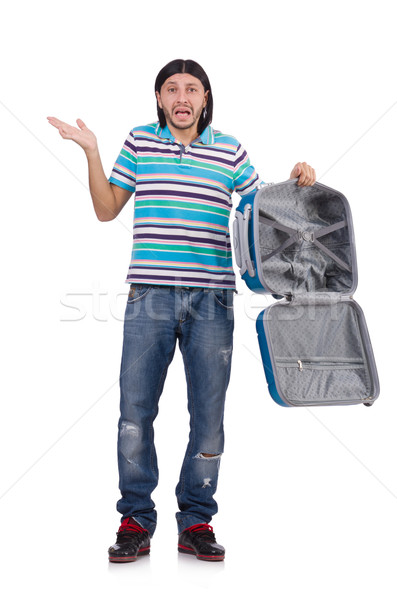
[155,121,214,145]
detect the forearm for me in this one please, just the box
[85,148,118,221]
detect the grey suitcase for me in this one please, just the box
[233,179,380,407]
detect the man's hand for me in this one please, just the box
[47,117,98,156]
[47,115,128,221]
[289,162,316,186]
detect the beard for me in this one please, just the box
[162,106,201,131]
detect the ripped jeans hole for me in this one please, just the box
[194,452,222,460]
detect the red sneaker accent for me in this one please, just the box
[183,523,214,535]
[118,518,148,535]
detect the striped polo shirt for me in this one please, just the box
[108,121,262,289]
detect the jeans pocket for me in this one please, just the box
[211,288,234,309]
[127,284,151,304]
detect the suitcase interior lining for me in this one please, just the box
[257,185,354,295]
[267,302,374,404]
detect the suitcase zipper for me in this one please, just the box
[276,358,365,371]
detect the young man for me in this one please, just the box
[48,59,315,563]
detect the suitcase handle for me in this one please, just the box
[233,212,243,269]
[234,207,255,277]
[242,205,256,277]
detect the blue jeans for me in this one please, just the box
[116,284,234,536]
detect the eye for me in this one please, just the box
[188,87,197,93]
[167,87,176,93]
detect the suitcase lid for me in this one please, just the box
[251,179,358,297]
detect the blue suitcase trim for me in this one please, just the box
[255,310,288,407]
[235,189,277,294]
[234,191,262,292]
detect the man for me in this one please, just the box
[48,58,315,563]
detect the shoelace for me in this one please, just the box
[117,518,146,541]
[186,523,216,542]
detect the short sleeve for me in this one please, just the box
[233,143,264,196]
[108,131,137,192]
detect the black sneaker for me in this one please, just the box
[108,517,150,563]
[178,523,225,561]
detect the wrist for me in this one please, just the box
[85,146,100,160]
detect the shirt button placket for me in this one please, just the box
[182,145,192,167]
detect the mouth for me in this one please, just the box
[174,107,192,120]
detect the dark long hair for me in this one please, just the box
[154,59,213,135]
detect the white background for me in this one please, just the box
[0,0,396,598]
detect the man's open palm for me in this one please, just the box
[47,117,97,154]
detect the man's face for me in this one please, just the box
[156,73,209,133]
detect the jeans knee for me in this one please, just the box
[118,420,143,465]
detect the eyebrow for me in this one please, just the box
[165,81,199,87]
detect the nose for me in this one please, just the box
[176,89,189,104]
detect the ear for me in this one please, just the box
[155,91,163,109]
[203,90,209,106]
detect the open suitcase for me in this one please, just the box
[233,179,380,407]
